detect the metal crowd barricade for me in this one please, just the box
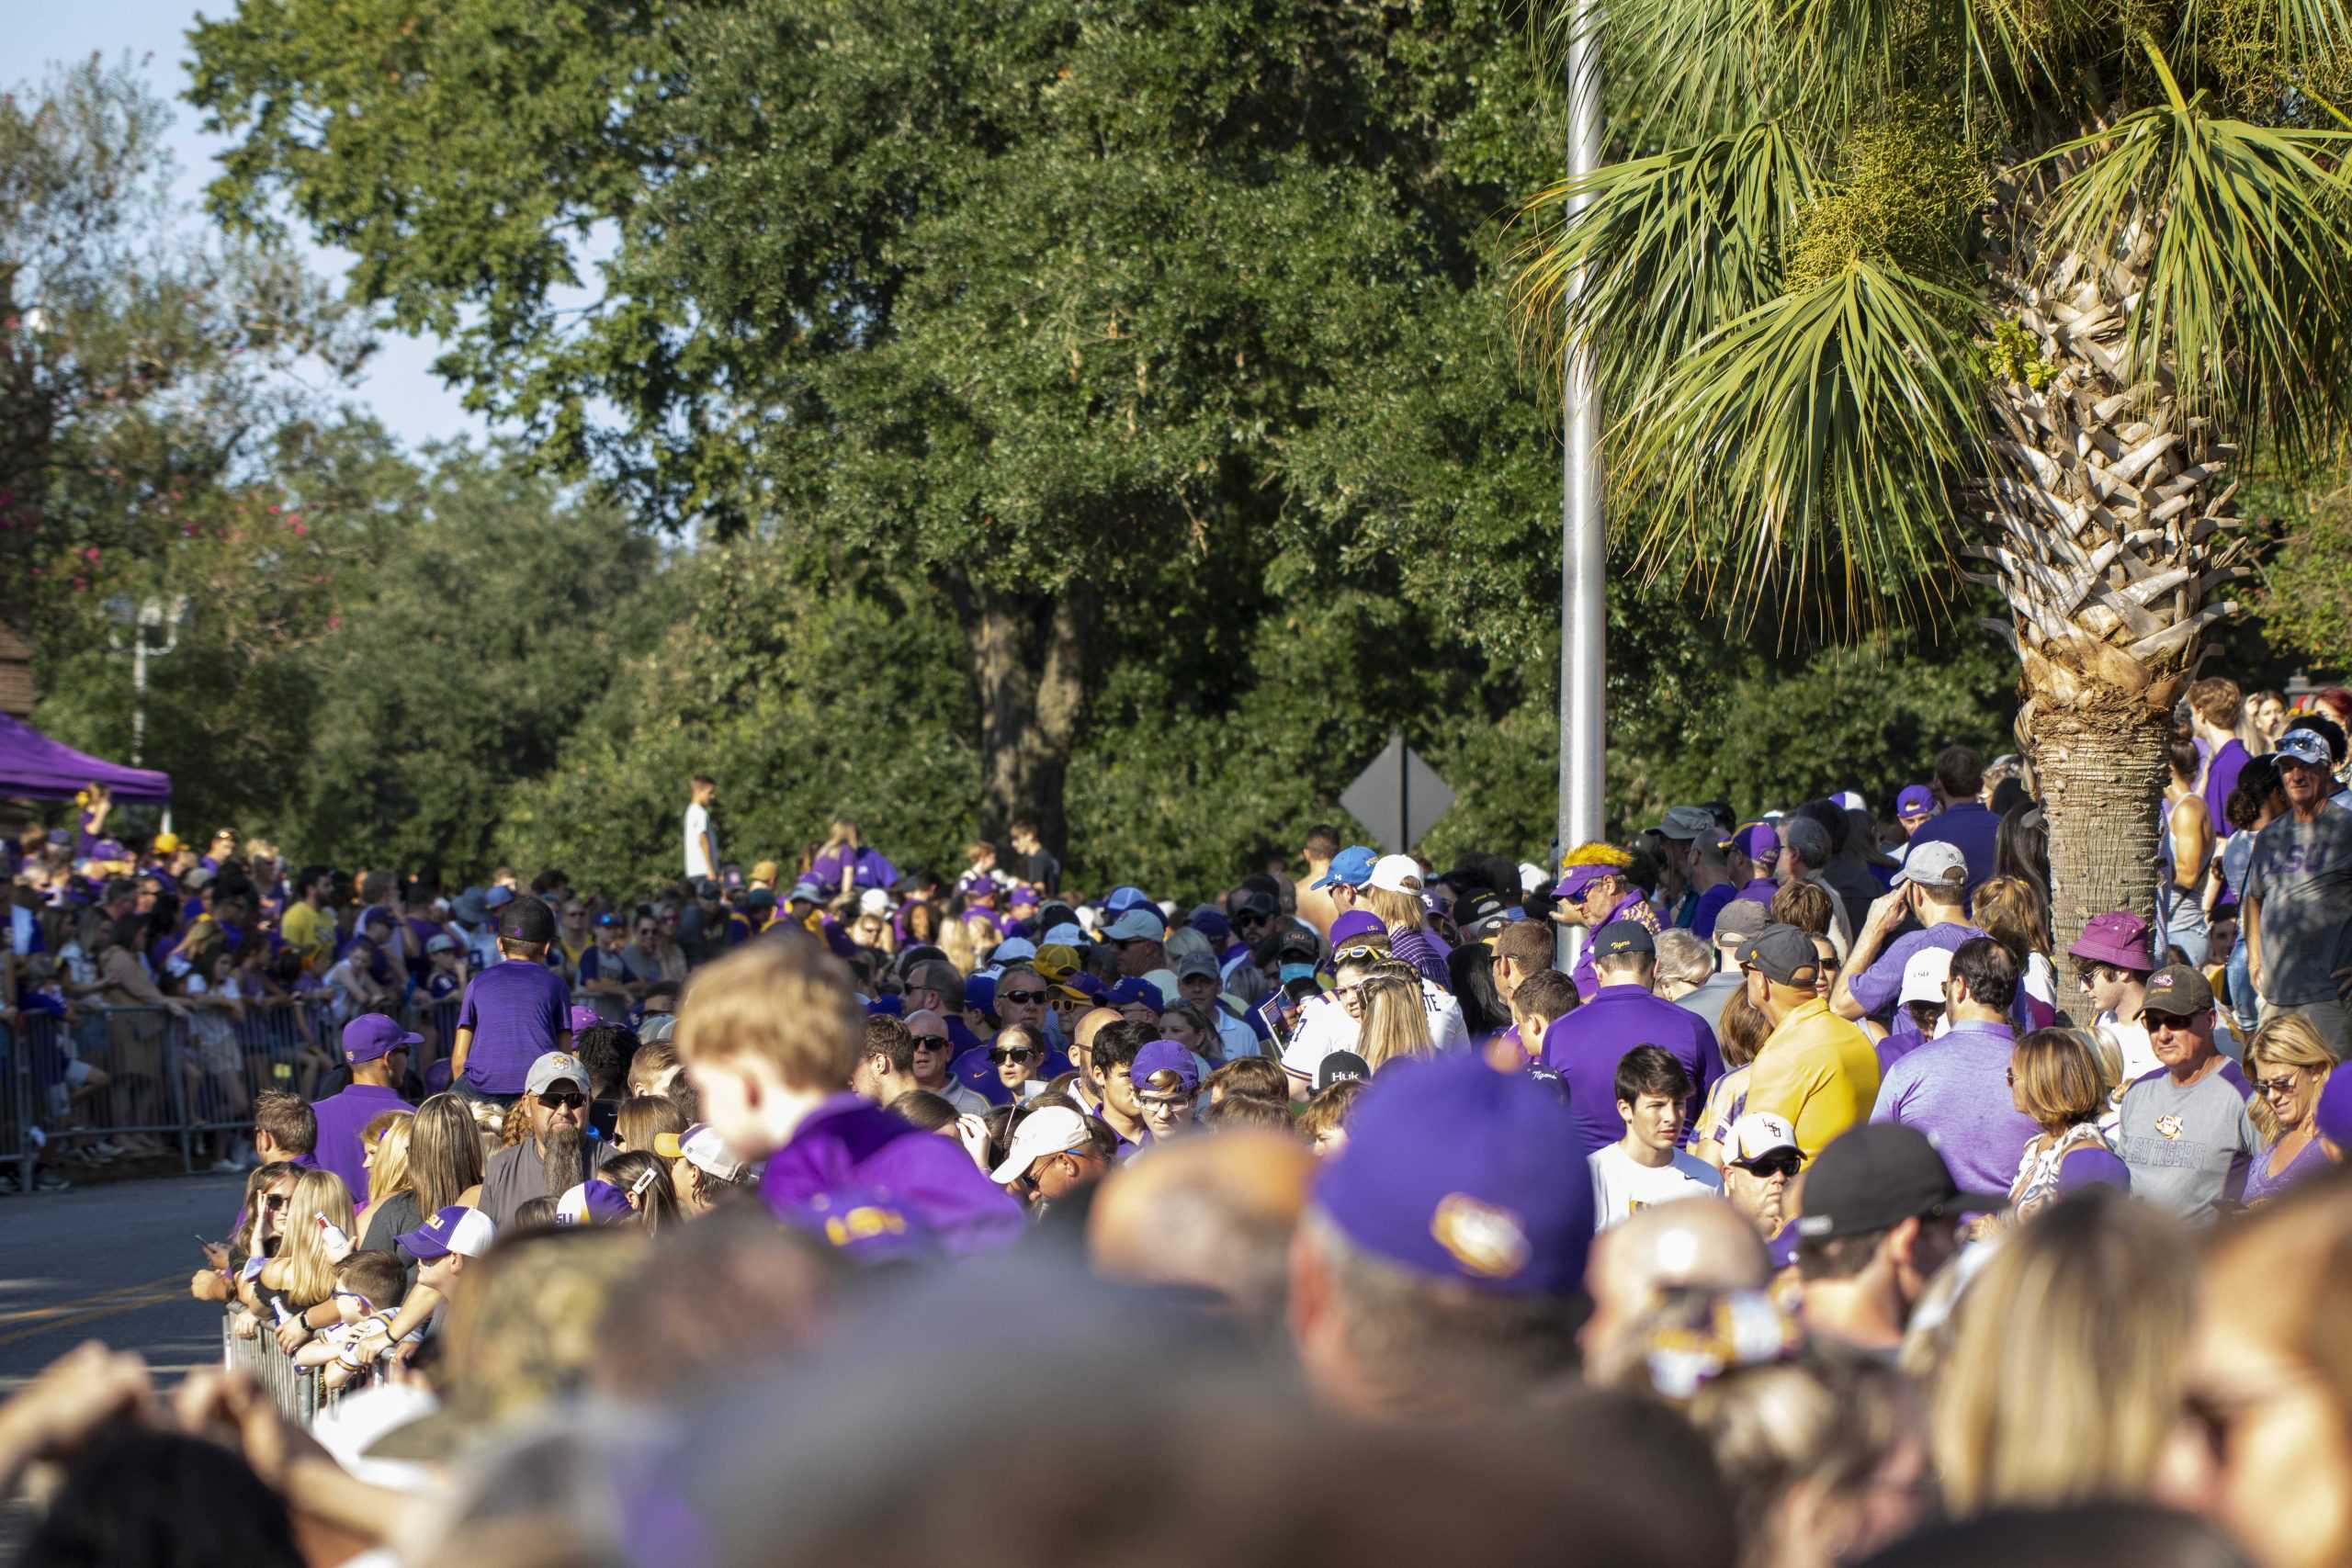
[220,1307,322,1424]
[1,1011,36,1194]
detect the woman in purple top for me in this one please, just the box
[807,817,899,894]
[2242,1014,2336,1206]
[2005,1028,2130,1221]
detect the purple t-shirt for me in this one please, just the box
[456,958,573,1095]
[1541,983,1724,1156]
[2203,739,2251,840]
[808,846,900,890]
[758,1094,1023,1255]
[1846,923,1986,1019]
[310,1083,415,1209]
[2052,1145,2132,1198]
[1905,802,2001,897]
[1689,884,1737,939]
[1869,1021,2038,1194]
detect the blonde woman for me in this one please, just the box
[260,1167,355,1313]
[352,1111,414,1239]
[1694,989,1772,1168]
[1357,855,1452,988]
[1355,974,1433,1071]
[1932,1185,2190,1517]
[1972,875,2056,1013]
[362,1092,485,1257]
[2005,1028,2129,1219]
[2242,1013,2335,1204]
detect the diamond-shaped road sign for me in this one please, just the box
[1340,731,1454,856]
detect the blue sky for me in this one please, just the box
[17,0,489,452]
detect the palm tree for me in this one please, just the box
[1520,1,2352,951]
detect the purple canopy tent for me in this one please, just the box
[0,712,172,803]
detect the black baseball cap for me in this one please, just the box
[1316,1050,1372,1091]
[1455,890,1512,937]
[1794,1124,2001,1241]
[1591,919,1655,959]
[498,897,557,945]
[1736,923,1821,987]
[2143,963,2217,1018]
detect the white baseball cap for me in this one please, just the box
[652,1123,749,1183]
[989,1106,1095,1185]
[858,886,895,918]
[1368,854,1423,895]
[1724,1112,1799,1167]
[1898,945,1956,1006]
[1893,840,1969,890]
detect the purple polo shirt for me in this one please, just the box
[1846,923,1986,1019]
[456,958,573,1096]
[1570,893,1665,1001]
[1732,877,1779,906]
[759,1094,1023,1254]
[1904,802,2001,897]
[310,1082,415,1208]
[1869,1020,2037,1193]
[1540,983,1724,1156]
[2203,739,2250,840]
[1689,884,1737,939]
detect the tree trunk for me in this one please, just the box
[953,579,1089,857]
[1975,184,2254,956]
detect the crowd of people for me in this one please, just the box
[1,679,2349,1568]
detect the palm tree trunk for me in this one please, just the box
[1973,211,2255,956]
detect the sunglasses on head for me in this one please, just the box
[538,1089,587,1109]
[989,1046,1039,1065]
[999,987,1048,1006]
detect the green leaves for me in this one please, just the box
[2041,63,2352,458]
[1613,259,1988,626]
[1517,125,1818,413]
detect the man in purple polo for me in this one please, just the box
[1903,746,2000,896]
[675,938,1021,1255]
[311,1014,418,1208]
[1829,841,1984,1034]
[448,896,573,1103]
[1540,922,1722,1156]
[1868,937,2038,1194]
[1553,845,1658,1002]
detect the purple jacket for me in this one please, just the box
[759,1095,1023,1255]
[1541,983,1724,1156]
[310,1083,415,1210]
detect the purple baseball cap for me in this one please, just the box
[1550,863,1617,901]
[422,1059,454,1096]
[964,973,998,1017]
[2066,911,2153,974]
[1734,823,1779,860]
[1188,907,1233,944]
[554,1179,634,1226]
[1329,910,1389,950]
[1314,1053,1594,1295]
[1311,846,1379,891]
[1129,1040,1202,1093]
[341,1012,422,1066]
[2315,1067,2352,1152]
[568,1004,602,1036]
[1107,976,1165,1012]
[1895,784,1935,819]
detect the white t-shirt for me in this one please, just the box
[2098,1010,2159,1084]
[1588,1143,1724,1230]
[1279,982,1469,1078]
[684,801,717,878]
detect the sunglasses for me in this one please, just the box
[1737,1153,1803,1179]
[910,1034,950,1049]
[538,1090,587,1110]
[999,988,1048,1006]
[2256,1074,2301,1097]
[333,1289,375,1312]
[263,1193,288,1212]
[989,1046,1039,1065]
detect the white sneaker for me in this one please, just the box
[90,1139,125,1158]
[211,1157,243,1173]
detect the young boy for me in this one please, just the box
[1587,1045,1723,1231]
[294,1249,413,1390]
[448,898,573,1103]
[1501,969,1577,1077]
[674,939,1021,1255]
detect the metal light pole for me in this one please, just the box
[105,594,188,826]
[1555,0,1606,967]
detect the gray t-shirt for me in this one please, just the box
[2245,807,2352,1007]
[1674,971,1744,1032]
[2114,1061,2256,1224]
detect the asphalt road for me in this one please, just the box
[0,1172,247,1558]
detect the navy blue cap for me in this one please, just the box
[1591,920,1655,959]
[1107,977,1164,1012]
[1313,1053,1594,1295]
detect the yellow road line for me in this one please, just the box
[0,1272,197,1344]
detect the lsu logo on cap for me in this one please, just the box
[1430,1193,1531,1280]
[426,1214,447,1232]
[2156,1114,2184,1141]
[2151,973,2176,992]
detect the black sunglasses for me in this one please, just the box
[263,1193,288,1212]
[1738,1153,1804,1179]
[989,1046,1040,1065]
[999,987,1048,1006]
[538,1090,587,1109]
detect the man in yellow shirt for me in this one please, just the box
[1738,923,1882,1160]
[279,865,337,965]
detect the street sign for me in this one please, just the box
[1340,731,1454,855]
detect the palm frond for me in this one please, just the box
[2038,47,2352,458]
[1613,259,1988,627]
[1515,125,1819,412]
[2175,0,2352,91]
